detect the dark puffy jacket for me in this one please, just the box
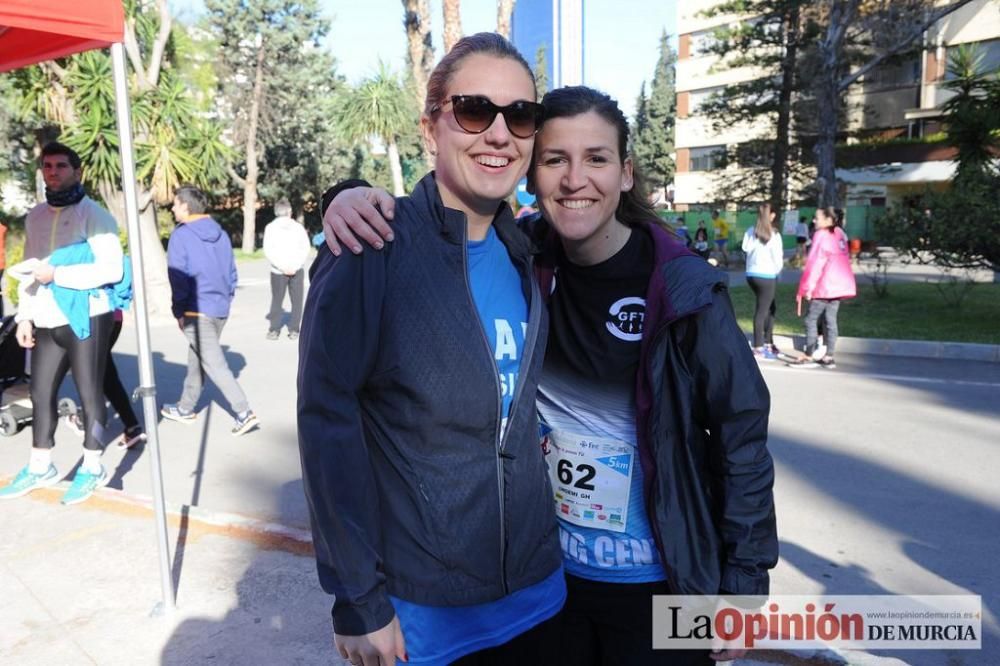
[298,174,561,636]
[536,220,777,596]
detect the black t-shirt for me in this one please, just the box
[546,228,655,385]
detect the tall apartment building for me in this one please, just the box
[673,0,1000,211]
[511,0,584,89]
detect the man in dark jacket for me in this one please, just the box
[161,185,258,436]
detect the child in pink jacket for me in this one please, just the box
[794,207,856,369]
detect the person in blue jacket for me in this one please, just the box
[325,86,777,664]
[0,142,124,506]
[298,33,564,666]
[161,185,258,436]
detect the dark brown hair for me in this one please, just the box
[531,85,665,230]
[174,184,209,215]
[41,142,82,169]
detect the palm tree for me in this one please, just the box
[402,0,434,106]
[443,0,463,53]
[497,0,516,39]
[7,4,230,317]
[942,44,1000,184]
[338,66,414,196]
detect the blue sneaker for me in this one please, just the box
[0,464,61,500]
[161,404,196,423]
[60,466,108,505]
[753,346,778,362]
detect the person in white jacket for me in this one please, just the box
[742,203,784,361]
[0,143,124,505]
[263,199,310,340]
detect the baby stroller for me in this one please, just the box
[0,316,77,436]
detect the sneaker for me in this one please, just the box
[232,410,259,436]
[119,425,147,449]
[287,331,299,341]
[817,356,837,370]
[0,464,61,500]
[67,413,85,437]
[161,404,196,423]
[753,347,778,362]
[266,330,280,340]
[60,465,108,505]
[811,343,828,361]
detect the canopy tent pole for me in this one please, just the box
[110,41,175,615]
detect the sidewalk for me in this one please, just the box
[0,488,914,666]
[0,486,342,665]
[1,257,992,665]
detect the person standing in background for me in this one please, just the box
[262,199,310,341]
[791,207,856,370]
[711,209,730,267]
[0,218,7,318]
[161,185,259,435]
[0,142,124,505]
[742,204,784,361]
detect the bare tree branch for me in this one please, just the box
[226,163,246,189]
[838,0,977,92]
[146,0,173,89]
[123,19,149,89]
[40,60,69,82]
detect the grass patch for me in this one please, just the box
[729,282,1000,345]
[233,249,265,260]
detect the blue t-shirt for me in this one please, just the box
[390,226,565,665]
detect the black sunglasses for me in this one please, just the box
[433,95,544,139]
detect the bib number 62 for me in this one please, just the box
[557,458,596,491]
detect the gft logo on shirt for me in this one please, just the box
[606,297,646,342]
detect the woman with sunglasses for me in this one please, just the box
[325,86,777,665]
[298,33,563,666]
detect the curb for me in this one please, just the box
[762,334,1000,363]
[4,476,315,556]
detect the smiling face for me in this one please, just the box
[422,54,536,223]
[531,111,634,265]
[41,154,82,193]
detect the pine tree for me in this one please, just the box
[633,31,675,196]
[698,0,814,209]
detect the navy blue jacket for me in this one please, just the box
[166,215,238,319]
[297,174,561,636]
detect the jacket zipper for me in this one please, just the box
[459,221,508,594]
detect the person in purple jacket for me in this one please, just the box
[161,185,259,436]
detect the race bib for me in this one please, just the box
[545,431,634,533]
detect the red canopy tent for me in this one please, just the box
[0,1,124,71]
[1,0,174,613]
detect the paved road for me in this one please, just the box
[1,256,997,664]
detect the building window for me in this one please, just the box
[690,29,718,56]
[688,86,725,114]
[945,39,1000,79]
[689,145,727,172]
[863,55,921,90]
